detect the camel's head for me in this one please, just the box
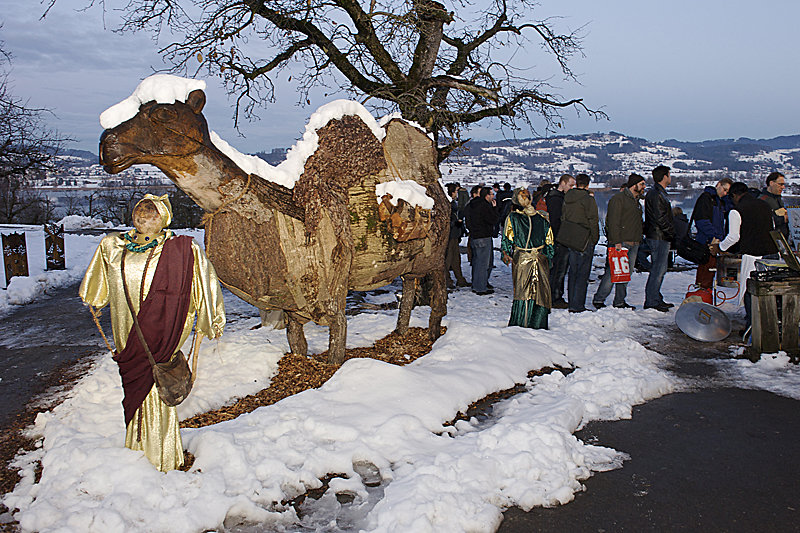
[99,89,211,174]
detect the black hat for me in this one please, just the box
[626,173,645,188]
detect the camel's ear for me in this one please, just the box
[186,90,206,114]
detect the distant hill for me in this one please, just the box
[46,133,800,192]
[436,132,800,188]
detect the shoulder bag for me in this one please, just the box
[675,211,711,265]
[122,249,193,407]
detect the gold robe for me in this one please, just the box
[79,230,225,471]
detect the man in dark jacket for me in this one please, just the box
[546,174,575,308]
[445,183,469,288]
[692,178,732,288]
[643,165,675,312]
[759,172,789,239]
[466,187,498,294]
[593,173,646,309]
[495,182,514,236]
[557,173,599,313]
[715,182,779,334]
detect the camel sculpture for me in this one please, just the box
[99,78,448,364]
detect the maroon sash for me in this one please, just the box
[114,235,194,425]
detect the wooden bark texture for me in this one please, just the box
[207,117,448,313]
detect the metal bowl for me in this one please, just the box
[675,301,731,342]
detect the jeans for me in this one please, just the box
[567,242,595,311]
[593,244,639,307]
[470,237,492,292]
[550,243,570,301]
[644,238,671,307]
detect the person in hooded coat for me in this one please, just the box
[501,188,554,329]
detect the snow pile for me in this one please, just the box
[55,215,114,231]
[376,179,435,210]
[3,276,674,533]
[716,351,800,400]
[99,74,206,129]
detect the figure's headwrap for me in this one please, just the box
[511,187,539,216]
[511,188,531,207]
[137,193,173,228]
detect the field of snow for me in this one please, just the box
[1,224,799,532]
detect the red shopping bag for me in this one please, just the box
[608,246,631,283]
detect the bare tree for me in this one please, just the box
[0,37,69,223]
[63,0,605,159]
[97,178,146,224]
[80,189,104,219]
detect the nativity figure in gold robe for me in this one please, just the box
[79,194,225,472]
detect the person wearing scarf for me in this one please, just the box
[501,188,554,329]
[79,194,225,471]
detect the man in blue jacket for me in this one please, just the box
[692,178,733,289]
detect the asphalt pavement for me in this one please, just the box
[499,321,800,532]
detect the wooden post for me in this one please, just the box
[3,232,29,283]
[748,278,800,355]
[45,224,66,270]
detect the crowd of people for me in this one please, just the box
[446,168,794,335]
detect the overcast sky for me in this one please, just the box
[2,0,799,155]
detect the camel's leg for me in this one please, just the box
[396,274,417,335]
[427,269,447,341]
[327,310,348,365]
[286,312,308,356]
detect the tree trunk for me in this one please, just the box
[396,274,417,335]
[286,313,308,356]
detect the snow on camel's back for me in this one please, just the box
[99,74,448,365]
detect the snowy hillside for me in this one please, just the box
[35,133,800,192]
[440,133,800,188]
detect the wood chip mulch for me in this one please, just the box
[180,327,444,430]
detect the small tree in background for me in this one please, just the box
[0,36,69,223]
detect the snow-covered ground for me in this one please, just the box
[1,224,799,532]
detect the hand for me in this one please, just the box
[502,252,512,265]
[776,207,787,217]
[710,238,720,245]
[709,243,721,255]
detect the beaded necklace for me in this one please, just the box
[122,230,161,253]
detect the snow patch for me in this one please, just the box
[99,74,206,129]
[376,179,435,210]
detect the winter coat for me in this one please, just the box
[644,182,675,242]
[605,187,643,245]
[758,189,789,238]
[736,193,778,256]
[449,198,463,240]
[692,186,727,244]
[557,188,599,250]
[465,197,498,239]
[545,189,566,237]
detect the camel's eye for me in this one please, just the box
[151,106,178,123]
